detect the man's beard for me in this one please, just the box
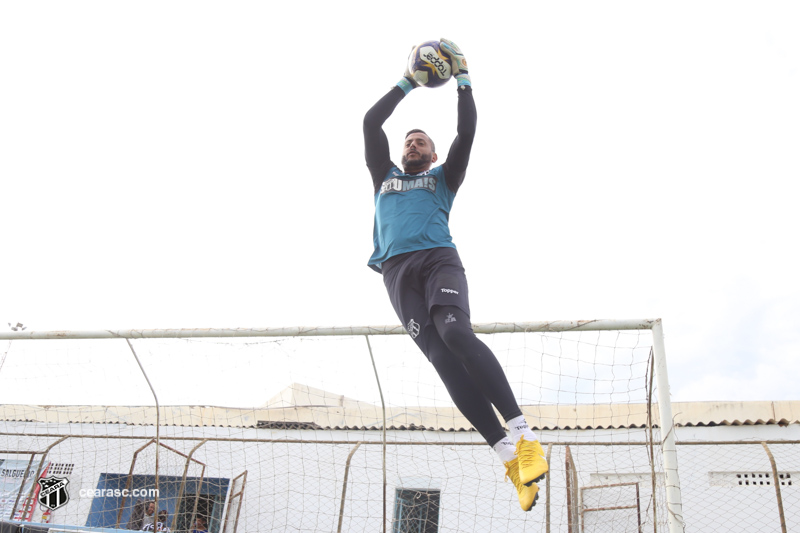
[401,152,432,173]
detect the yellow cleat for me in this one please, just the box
[516,436,548,486]
[504,457,539,511]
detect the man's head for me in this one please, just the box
[145,502,155,516]
[401,129,437,174]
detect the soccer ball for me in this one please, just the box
[407,40,452,88]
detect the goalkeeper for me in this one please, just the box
[363,39,548,512]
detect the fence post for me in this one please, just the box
[365,336,387,533]
[761,442,787,533]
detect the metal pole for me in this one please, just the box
[651,320,684,533]
[647,349,658,533]
[116,439,154,528]
[761,442,787,533]
[0,319,662,340]
[222,471,246,533]
[365,336,387,533]
[231,471,247,533]
[337,442,364,533]
[545,443,553,533]
[126,339,161,522]
[189,465,206,532]
[174,439,208,532]
[636,482,642,533]
[9,453,36,521]
[566,445,575,533]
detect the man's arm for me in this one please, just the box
[440,39,476,194]
[441,86,477,193]
[363,86,407,193]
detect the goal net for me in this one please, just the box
[0,320,679,532]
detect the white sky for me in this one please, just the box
[1,1,798,404]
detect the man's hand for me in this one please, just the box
[396,47,419,95]
[440,38,471,89]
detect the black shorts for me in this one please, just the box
[382,247,471,354]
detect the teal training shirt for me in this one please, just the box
[368,164,456,272]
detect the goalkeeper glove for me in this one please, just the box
[396,47,419,95]
[440,38,471,89]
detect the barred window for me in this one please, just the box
[392,488,440,533]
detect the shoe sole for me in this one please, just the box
[523,471,547,487]
[523,491,540,512]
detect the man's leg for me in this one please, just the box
[382,251,511,448]
[382,249,542,507]
[430,305,549,486]
[420,325,507,446]
[419,325,540,511]
[430,305,521,419]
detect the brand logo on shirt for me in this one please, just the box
[444,313,456,324]
[380,175,437,195]
[440,288,459,295]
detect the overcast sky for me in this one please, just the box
[1,1,798,404]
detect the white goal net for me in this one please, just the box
[0,319,681,532]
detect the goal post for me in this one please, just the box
[651,319,684,533]
[1,318,683,533]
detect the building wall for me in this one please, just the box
[1,421,798,532]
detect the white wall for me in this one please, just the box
[2,421,798,532]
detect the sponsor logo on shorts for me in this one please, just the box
[440,288,459,295]
[445,313,456,324]
[406,319,420,339]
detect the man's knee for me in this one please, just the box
[419,324,444,360]
[431,306,475,356]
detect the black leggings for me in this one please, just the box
[423,305,523,446]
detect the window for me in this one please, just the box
[84,473,230,532]
[392,488,440,533]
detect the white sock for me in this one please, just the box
[492,436,517,463]
[507,415,538,443]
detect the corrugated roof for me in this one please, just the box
[2,384,798,431]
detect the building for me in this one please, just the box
[2,384,799,532]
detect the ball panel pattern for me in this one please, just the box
[407,41,452,89]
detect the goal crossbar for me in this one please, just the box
[0,318,660,341]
